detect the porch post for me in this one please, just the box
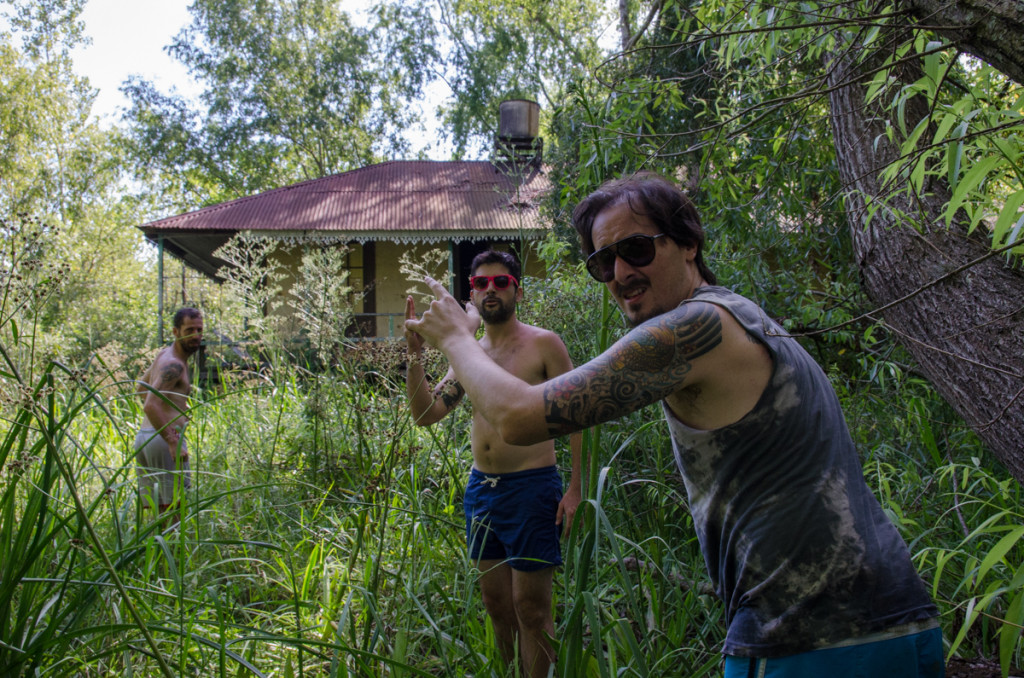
[448,240,455,291]
[157,235,165,345]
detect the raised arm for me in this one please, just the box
[405,295,465,426]
[405,277,724,446]
[541,300,723,437]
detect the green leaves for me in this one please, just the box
[942,514,1024,677]
[871,42,1024,255]
[991,189,1024,253]
[124,0,440,203]
[437,0,611,156]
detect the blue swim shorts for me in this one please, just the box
[723,623,944,678]
[464,465,563,572]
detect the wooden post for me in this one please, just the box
[157,235,165,345]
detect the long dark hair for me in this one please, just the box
[572,172,716,285]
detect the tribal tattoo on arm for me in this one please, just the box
[542,302,723,436]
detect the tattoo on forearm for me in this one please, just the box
[437,378,465,410]
[542,303,722,435]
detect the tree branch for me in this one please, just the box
[907,0,1024,85]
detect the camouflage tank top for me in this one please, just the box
[662,286,937,657]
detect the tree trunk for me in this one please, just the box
[827,45,1024,481]
[906,0,1024,86]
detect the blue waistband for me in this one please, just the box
[469,465,557,481]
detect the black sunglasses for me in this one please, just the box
[469,274,519,291]
[585,233,666,282]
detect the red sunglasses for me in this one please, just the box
[469,274,519,291]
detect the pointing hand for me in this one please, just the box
[404,276,480,353]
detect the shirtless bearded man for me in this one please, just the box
[406,175,943,678]
[405,251,584,678]
[135,307,203,518]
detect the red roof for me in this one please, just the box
[140,160,551,241]
[137,160,552,280]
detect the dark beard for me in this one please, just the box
[478,298,515,324]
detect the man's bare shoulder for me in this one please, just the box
[628,300,725,360]
[150,350,189,389]
[538,300,769,434]
[673,298,769,358]
[609,300,765,385]
[656,298,772,428]
[517,322,550,338]
[517,322,566,346]
[517,322,574,378]
[140,347,168,383]
[516,323,572,358]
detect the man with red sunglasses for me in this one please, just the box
[406,175,942,678]
[405,250,584,678]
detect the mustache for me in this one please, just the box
[614,277,650,297]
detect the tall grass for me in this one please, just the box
[3,343,1022,675]
[2,247,1022,675]
[0,318,727,676]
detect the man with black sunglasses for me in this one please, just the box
[406,174,942,678]
[405,250,584,678]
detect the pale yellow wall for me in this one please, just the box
[238,238,548,340]
[261,242,363,338]
[269,246,300,335]
[372,242,441,337]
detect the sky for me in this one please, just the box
[70,0,200,127]
[69,0,448,157]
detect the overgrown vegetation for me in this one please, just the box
[2,213,1022,676]
[3,0,1024,674]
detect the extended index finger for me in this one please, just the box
[423,276,450,299]
[405,295,416,320]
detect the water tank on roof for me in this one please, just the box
[499,100,540,141]
[494,99,543,175]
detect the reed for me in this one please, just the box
[1,230,1020,675]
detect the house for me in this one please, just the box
[138,100,553,341]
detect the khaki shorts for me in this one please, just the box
[134,427,191,508]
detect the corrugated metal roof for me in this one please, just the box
[139,160,552,239]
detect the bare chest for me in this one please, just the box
[482,342,548,386]
[145,356,193,399]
